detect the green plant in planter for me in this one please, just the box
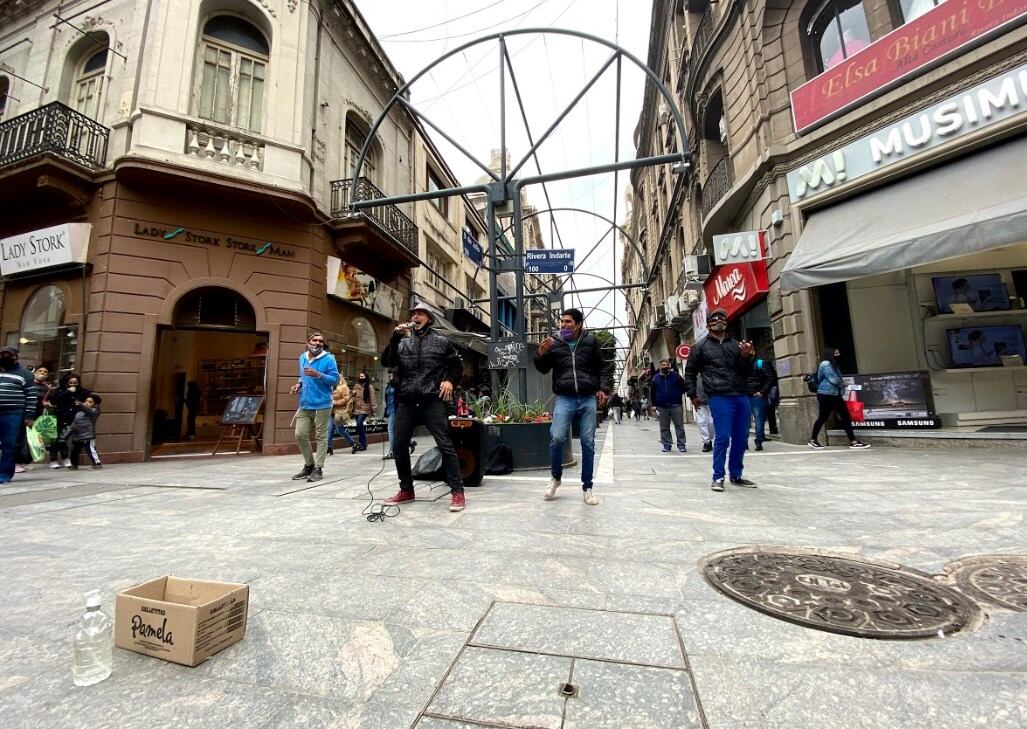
[471,389,552,423]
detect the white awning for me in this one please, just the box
[780,135,1027,290]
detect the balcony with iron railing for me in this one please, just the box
[701,155,732,218]
[329,176,420,281]
[330,176,418,255]
[0,102,109,171]
[690,8,715,72]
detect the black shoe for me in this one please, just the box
[730,477,757,488]
[68,465,79,470]
[351,444,360,454]
[710,479,725,492]
[755,442,764,451]
[292,465,314,480]
[383,452,394,460]
[327,447,334,456]
[409,440,417,454]
[306,467,323,482]
[808,439,824,449]
[702,442,712,452]
[91,464,103,470]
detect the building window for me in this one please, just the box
[15,286,78,377]
[196,15,269,133]
[0,76,9,119]
[897,0,945,22]
[808,0,871,72]
[426,248,448,291]
[427,167,447,215]
[73,48,107,119]
[344,116,379,183]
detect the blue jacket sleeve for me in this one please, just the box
[321,354,340,387]
[819,361,843,388]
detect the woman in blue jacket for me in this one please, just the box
[809,348,869,449]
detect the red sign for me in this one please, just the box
[676,344,691,359]
[703,237,769,323]
[791,0,1027,133]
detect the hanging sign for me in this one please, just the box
[713,230,767,266]
[0,223,91,276]
[676,343,691,359]
[462,230,484,266]
[525,249,574,274]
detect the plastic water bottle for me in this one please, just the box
[72,590,113,686]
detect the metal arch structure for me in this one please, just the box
[347,28,691,401]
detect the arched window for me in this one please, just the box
[18,286,77,375]
[22,286,66,335]
[344,115,378,183]
[897,0,945,23]
[0,76,9,119]
[173,287,256,330]
[808,0,871,72]
[197,15,269,132]
[73,47,108,119]
[349,317,377,353]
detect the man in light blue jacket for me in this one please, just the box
[289,332,339,482]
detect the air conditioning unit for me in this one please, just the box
[654,303,668,327]
[682,290,701,310]
[667,296,688,325]
[683,254,713,278]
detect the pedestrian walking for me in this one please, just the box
[631,397,642,421]
[289,332,340,483]
[327,378,356,455]
[381,301,467,512]
[684,308,758,492]
[68,395,102,469]
[652,359,687,452]
[48,374,90,468]
[381,370,416,460]
[693,373,715,452]
[533,308,613,506]
[0,347,37,485]
[747,354,778,451]
[184,381,201,440]
[609,392,623,424]
[640,396,651,420]
[808,348,871,450]
[352,370,377,453]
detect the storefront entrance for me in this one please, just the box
[151,287,267,454]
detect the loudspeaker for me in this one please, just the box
[448,417,484,487]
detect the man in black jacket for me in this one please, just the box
[533,308,612,505]
[746,353,779,451]
[0,347,37,484]
[684,309,756,492]
[381,301,466,512]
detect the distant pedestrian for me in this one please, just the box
[68,394,102,469]
[631,397,642,421]
[328,378,355,455]
[693,373,715,452]
[609,392,623,424]
[808,348,870,450]
[640,396,651,420]
[0,347,37,484]
[289,332,340,483]
[684,308,757,492]
[746,354,778,451]
[48,374,90,468]
[353,371,377,453]
[533,308,613,506]
[652,359,687,452]
[185,381,201,440]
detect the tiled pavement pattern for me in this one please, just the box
[1,420,1025,728]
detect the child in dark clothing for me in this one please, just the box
[69,395,102,469]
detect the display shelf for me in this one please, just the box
[198,356,266,416]
[927,309,1027,321]
[938,365,1026,374]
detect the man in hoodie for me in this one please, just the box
[289,332,340,483]
[381,301,466,512]
[652,358,687,453]
[0,347,37,484]
[533,308,613,505]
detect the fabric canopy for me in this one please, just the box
[780,135,1027,291]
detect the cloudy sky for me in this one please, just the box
[353,0,657,363]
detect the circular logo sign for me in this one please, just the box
[676,344,691,359]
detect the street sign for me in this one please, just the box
[525,249,574,274]
[676,343,691,359]
[713,230,767,266]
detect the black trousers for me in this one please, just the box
[70,439,101,466]
[811,394,855,442]
[394,399,463,492]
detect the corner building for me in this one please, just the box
[627,0,1027,441]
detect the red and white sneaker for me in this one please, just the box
[384,490,415,505]
[449,492,466,512]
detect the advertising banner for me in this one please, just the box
[842,371,941,428]
[326,256,403,321]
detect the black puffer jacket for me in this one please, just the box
[684,335,753,399]
[381,326,462,405]
[533,331,612,397]
[745,358,778,397]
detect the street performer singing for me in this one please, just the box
[381,300,467,512]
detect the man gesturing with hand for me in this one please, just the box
[381,301,467,512]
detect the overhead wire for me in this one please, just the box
[380,0,558,43]
[379,0,506,38]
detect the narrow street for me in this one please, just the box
[2,423,1024,728]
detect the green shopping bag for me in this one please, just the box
[26,427,47,463]
[33,414,58,443]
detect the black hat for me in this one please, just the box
[0,346,18,356]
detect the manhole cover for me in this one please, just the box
[700,547,979,639]
[946,555,1027,612]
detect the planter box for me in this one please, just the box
[484,421,573,471]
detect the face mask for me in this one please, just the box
[35,373,47,382]
[307,344,323,356]
[560,328,576,341]
[0,358,13,371]
[660,368,669,374]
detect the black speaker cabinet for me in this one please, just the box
[448,417,484,487]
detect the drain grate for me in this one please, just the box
[946,555,1027,612]
[700,547,980,639]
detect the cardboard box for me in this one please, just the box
[115,576,249,667]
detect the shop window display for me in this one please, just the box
[14,285,78,376]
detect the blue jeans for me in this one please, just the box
[550,395,597,490]
[387,413,395,453]
[355,413,368,448]
[708,395,751,482]
[0,411,23,482]
[327,419,355,449]
[749,395,767,444]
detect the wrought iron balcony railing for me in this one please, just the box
[701,155,732,218]
[330,176,419,256]
[691,8,715,67]
[0,102,109,171]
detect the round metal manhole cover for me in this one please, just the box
[700,548,980,639]
[945,555,1027,612]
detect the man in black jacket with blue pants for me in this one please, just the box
[684,308,756,492]
[533,308,612,506]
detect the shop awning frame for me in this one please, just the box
[781,135,1027,291]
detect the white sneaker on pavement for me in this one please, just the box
[543,478,561,501]
[63,458,72,468]
[583,490,599,506]
[50,462,62,469]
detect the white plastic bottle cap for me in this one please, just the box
[85,590,102,609]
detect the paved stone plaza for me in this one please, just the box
[1,421,1025,728]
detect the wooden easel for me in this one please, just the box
[212,421,263,455]
[212,396,265,455]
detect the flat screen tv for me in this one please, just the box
[932,274,1010,313]
[947,325,1026,368]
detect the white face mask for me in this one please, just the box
[307,344,323,356]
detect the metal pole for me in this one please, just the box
[512,185,527,402]
[487,197,501,398]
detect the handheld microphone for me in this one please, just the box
[405,320,418,329]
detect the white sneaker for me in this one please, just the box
[14,465,26,473]
[543,478,561,501]
[583,490,599,506]
[50,462,62,469]
[63,459,72,468]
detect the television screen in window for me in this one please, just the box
[947,325,1026,368]
[932,274,1010,313]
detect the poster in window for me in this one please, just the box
[221,396,263,425]
[840,372,940,428]
[326,256,403,320]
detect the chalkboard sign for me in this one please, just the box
[488,341,533,370]
[221,396,263,425]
